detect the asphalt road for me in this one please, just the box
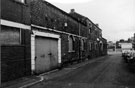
[28,53,135,88]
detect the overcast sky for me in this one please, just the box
[46,0,135,42]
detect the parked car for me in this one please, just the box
[128,50,135,63]
[122,50,130,62]
[122,50,130,57]
[122,49,135,63]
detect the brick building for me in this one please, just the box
[1,0,31,82]
[69,9,107,57]
[30,0,89,75]
[1,0,107,82]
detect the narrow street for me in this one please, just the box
[27,53,135,88]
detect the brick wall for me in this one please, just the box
[1,0,31,82]
[1,28,31,82]
[1,0,31,25]
[1,46,25,82]
[61,34,80,64]
[30,0,88,36]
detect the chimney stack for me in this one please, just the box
[95,24,99,27]
[71,9,75,13]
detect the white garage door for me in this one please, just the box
[35,36,58,74]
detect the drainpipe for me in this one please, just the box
[0,24,1,86]
[78,19,81,61]
[0,1,1,84]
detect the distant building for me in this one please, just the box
[69,9,107,57]
[119,43,133,50]
[116,35,135,51]
[107,41,115,51]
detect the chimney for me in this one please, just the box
[95,24,99,27]
[71,9,75,13]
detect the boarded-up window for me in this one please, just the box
[68,35,75,52]
[1,25,21,45]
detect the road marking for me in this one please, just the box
[19,76,44,88]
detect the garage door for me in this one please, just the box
[35,36,58,74]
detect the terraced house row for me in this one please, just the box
[1,0,107,82]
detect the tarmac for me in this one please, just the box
[1,56,105,88]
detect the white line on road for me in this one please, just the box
[19,76,44,88]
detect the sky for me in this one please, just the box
[45,0,135,42]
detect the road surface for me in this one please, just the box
[28,53,135,88]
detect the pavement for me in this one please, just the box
[1,56,105,88]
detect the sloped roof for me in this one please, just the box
[69,10,102,30]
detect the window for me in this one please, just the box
[95,43,97,50]
[91,43,94,50]
[68,35,75,52]
[100,42,103,51]
[89,42,92,50]
[88,21,92,28]
[1,25,21,45]
[89,28,92,34]
[15,0,25,3]
[94,26,97,30]
[81,39,85,51]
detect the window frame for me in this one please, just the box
[89,42,92,51]
[89,28,92,34]
[68,35,75,52]
[1,25,21,45]
[81,39,85,51]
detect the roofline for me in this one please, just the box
[86,18,102,31]
[42,0,86,26]
[69,10,102,31]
